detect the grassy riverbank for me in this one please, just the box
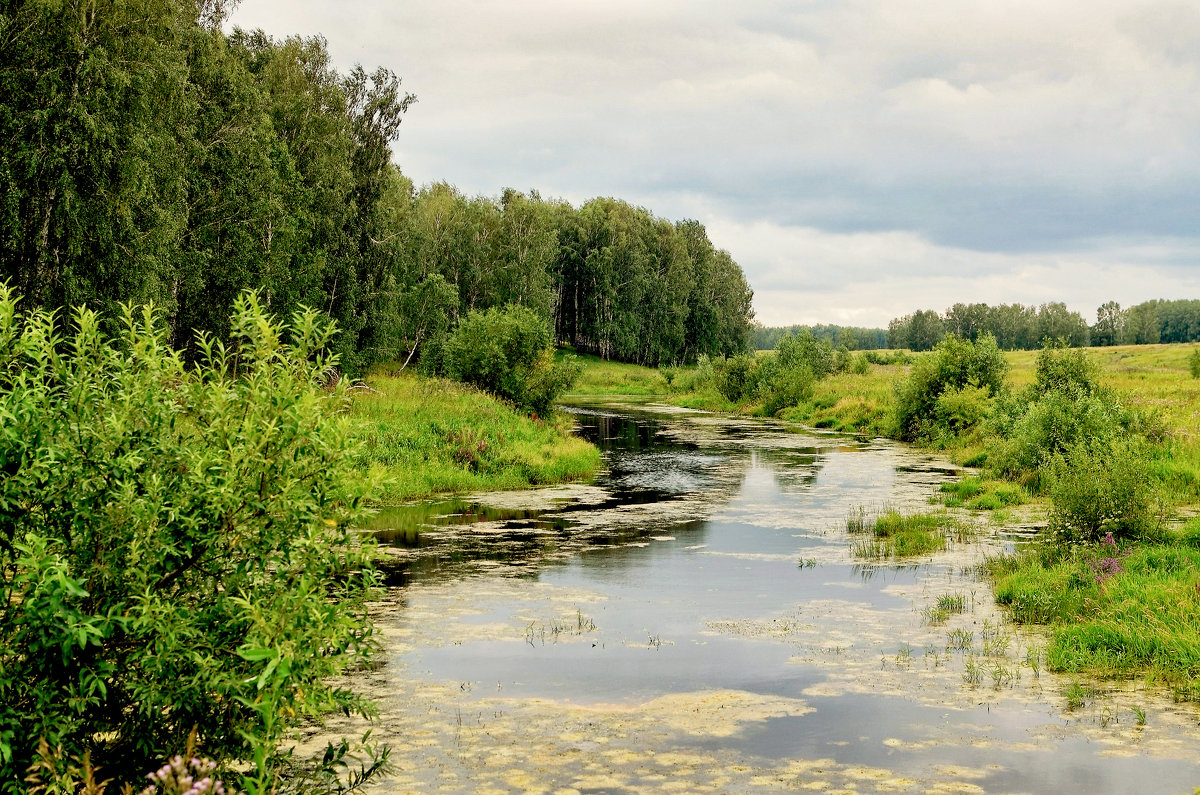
[350,371,601,503]
[572,342,1200,700]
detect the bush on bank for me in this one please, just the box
[0,288,382,793]
[428,304,580,415]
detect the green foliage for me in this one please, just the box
[1031,343,1100,396]
[1190,348,1200,379]
[889,302,1093,351]
[752,323,887,351]
[938,477,1027,510]
[987,388,1125,486]
[893,333,1007,442]
[1,7,754,380]
[775,331,834,378]
[761,364,815,416]
[863,349,912,365]
[442,305,579,414]
[933,384,994,437]
[1045,440,1162,545]
[0,288,381,792]
[716,354,761,403]
[751,331,840,415]
[887,309,946,351]
[985,344,1159,487]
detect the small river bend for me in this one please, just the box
[332,400,1200,794]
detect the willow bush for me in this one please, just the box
[0,288,382,792]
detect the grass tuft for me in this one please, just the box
[847,507,967,559]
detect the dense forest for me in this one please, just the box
[0,0,754,374]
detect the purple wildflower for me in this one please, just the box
[1090,555,1123,584]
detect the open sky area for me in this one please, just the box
[227,0,1200,328]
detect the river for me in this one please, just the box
[329,400,1200,793]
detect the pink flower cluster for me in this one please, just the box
[1090,532,1124,584]
[139,754,228,795]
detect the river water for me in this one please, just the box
[330,401,1200,793]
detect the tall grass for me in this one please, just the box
[989,528,1200,695]
[564,350,671,396]
[846,507,966,559]
[349,372,600,502]
[937,476,1028,510]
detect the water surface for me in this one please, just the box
[332,401,1200,793]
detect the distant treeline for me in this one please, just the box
[0,2,753,373]
[753,324,888,351]
[886,300,1200,351]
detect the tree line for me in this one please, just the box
[885,299,1200,352]
[0,0,754,375]
[752,323,888,351]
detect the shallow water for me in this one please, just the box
[328,401,1200,793]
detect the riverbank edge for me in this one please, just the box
[349,371,602,504]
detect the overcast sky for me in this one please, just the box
[228,0,1200,328]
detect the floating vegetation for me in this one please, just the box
[525,609,598,646]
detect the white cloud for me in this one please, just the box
[699,215,1200,326]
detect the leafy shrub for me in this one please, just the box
[1046,439,1162,545]
[1190,348,1200,379]
[775,330,834,378]
[933,384,994,437]
[893,333,1007,442]
[987,387,1124,486]
[442,305,578,414]
[716,353,761,402]
[678,353,718,392]
[832,345,853,374]
[986,345,1156,487]
[0,288,382,792]
[864,349,912,366]
[1033,343,1099,396]
[761,363,815,415]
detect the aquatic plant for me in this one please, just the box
[946,629,974,652]
[923,593,968,625]
[849,509,964,559]
[962,656,983,685]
